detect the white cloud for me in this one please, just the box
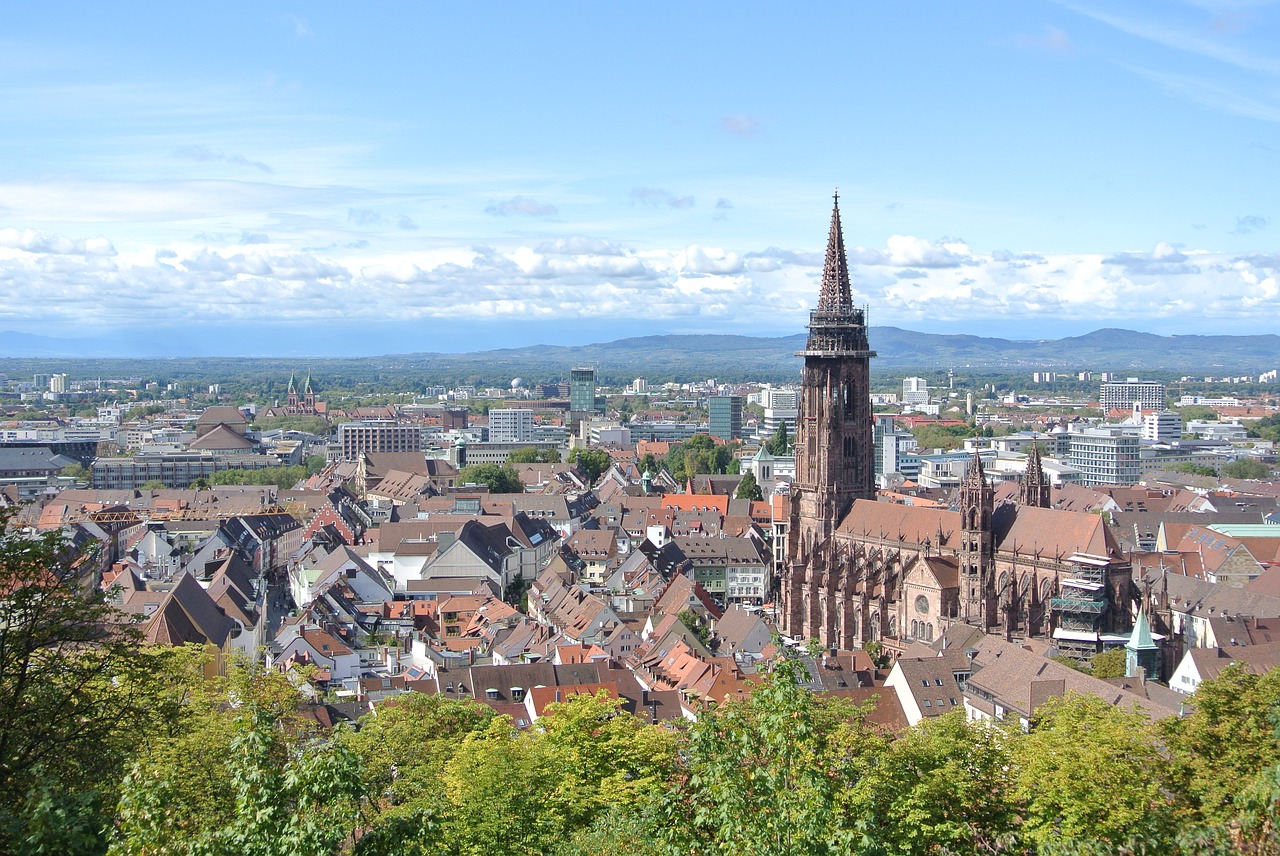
[486,196,558,217]
[2,223,1280,337]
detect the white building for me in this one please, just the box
[488,408,536,443]
[902,377,930,406]
[1141,410,1183,443]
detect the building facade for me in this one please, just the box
[1100,380,1165,412]
[708,395,744,441]
[488,409,535,443]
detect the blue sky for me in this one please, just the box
[2,1,1280,356]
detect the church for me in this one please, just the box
[780,197,1134,660]
[262,370,328,420]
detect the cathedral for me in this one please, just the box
[781,197,1134,659]
[262,371,327,420]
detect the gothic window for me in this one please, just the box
[911,619,919,639]
[915,595,929,614]
[926,623,934,641]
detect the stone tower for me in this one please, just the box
[959,451,995,626]
[784,194,876,637]
[1019,440,1051,508]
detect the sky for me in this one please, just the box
[3,1,1280,356]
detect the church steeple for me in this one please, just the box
[785,194,877,642]
[959,450,995,627]
[1019,440,1051,508]
[818,192,853,311]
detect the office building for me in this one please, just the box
[1100,380,1165,413]
[1068,427,1141,487]
[708,395,744,441]
[339,422,423,461]
[569,367,597,413]
[488,409,535,443]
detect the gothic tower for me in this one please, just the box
[784,194,876,637]
[959,451,995,627]
[303,371,316,412]
[286,370,299,411]
[1018,440,1051,508]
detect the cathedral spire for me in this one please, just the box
[1019,440,1051,508]
[818,191,853,311]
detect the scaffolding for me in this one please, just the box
[1050,553,1110,662]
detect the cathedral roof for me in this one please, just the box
[837,499,959,549]
[994,505,1121,562]
[818,193,853,311]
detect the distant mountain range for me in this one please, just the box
[2,327,1279,384]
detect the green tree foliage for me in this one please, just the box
[1088,647,1128,679]
[508,446,562,464]
[1249,412,1280,443]
[1012,693,1176,850]
[764,423,790,456]
[1162,663,1280,835]
[456,463,524,493]
[656,656,881,855]
[1180,405,1219,423]
[854,712,1019,854]
[568,448,612,484]
[60,462,91,482]
[0,512,200,852]
[251,414,333,435]
[1171,462,1219,477]
[211,464,308,489]
[734,470,763,501]
[112,664,365,856]
[909,423,973,452]
[676,609,712,649]
[305,454,329,474]
[639,453,659,476]
[1222,458,1271,480]
[667,434,737,482]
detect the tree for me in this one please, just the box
[1171,462,1219,477]
[1012,693,1175,850]
[676,609,712,649]
[1161,663,1280,832]
[1223,458,1270,480]
[1088,647,1127,678]
[855,712,1019,855]
[508,447,561,464]
[113,692,365,856]
[567,448,611,484]
[765,423,790,456]
[734,470,763,501]
[0,511,195,851]
[639,453,659,476]
[456,463,523,494]
[60,462,91,483]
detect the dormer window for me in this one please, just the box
[485,688,500,700]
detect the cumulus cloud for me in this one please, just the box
[1232,214,1269,235]
[485,196,558,217]
[4,221,1280,338]
[631,187,695,209]
[722,114,761,136]
[173,144,273,173]
[0,227,115,256]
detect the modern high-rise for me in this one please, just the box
[1068,427,1141,486]
[569,367,597,413]
[488,409,535,443]
[708,395,744,441]
[1100,380,1165,412]
[901,376,929,406]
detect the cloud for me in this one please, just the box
[1103,241,1201,274]
[485,196,558,217]
[398,215,419,230]
[721,114,761,136]
[347,208,384,227]
[631,187,695,209]
[716,198,733,209]
[173,144,273,173]
[239,231,270,245]
[1232,214,1269,234]
[1013,25,1074,55]
[0,227,115,256]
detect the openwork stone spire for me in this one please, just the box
[818,191,852,311]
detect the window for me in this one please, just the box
[934,678,943,686]
[915,595,929,614]
[920,679,929,687]
[922,699,932,708]
[950,698,957,706]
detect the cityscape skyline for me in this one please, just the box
[3,2,1280,356]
